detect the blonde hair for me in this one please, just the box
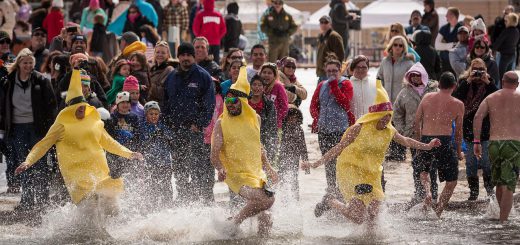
[153,41,173,65]
[461,58,486,79]
[506,13,519,27]
[9,48,35,74]
[387,23,406,41]
[386,36,409,56]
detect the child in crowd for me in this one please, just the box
[106,91,141,178]
[106,59,131,105]
[122,75,145,118]
[138,101,175,209]
[129,52,150,101]
[80,69,104,109]
[279,105,308,199]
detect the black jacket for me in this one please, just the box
[466,54,500,85]
[222,14,242,52]
[453,79,498,142]
[32,47,49,72]
[1,70,57,138]
[491,26,520,55]
[329,0,351,38]
[58,71,108,110]
[198,59,225,82]
[414,31,441,80]
[123,15,154,35]
[256,96,277,161]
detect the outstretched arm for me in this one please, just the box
[393,131,440,150]
[302,124,362,170]
[100,127,141,160]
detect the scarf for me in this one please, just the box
[464,81,487,117]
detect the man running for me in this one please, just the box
[413,72,465,217]
[211,66,279,236]
[473,71,520,222]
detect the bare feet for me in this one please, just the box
[257,211,272,237]
[423,194,432,211]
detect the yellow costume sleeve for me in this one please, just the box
[99,128,133,158]
[25,123,64,167]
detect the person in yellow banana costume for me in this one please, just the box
[211,66,279,236]
[302,80,441,227]
[15,68,143,210]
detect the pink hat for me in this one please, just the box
[123,75,139,91]
[89,0,100,10]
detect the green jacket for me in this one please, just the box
[106,74,126,105]
[260,7,297,41]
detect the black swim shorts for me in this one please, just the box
[412,135,459,182]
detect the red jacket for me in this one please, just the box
[43,9,64,43]
[192,0,226,45]
[310,78,356,133]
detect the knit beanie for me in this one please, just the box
[122,75,139,91]
[227,2,239,15]
[177,42,195,57]
[116,91,130,105]
[471,18,486,33]
[144,101,160,112]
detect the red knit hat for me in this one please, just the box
[123,75,139,91]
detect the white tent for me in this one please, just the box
[220,1,308,25]
[361,0,424,28]
[301,2,360,31]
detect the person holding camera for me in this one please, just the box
[260,0,298,63]
[453,58,498,200]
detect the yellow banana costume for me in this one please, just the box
[24,69,133,204]
[336,80,396,206]
[218,66,267,194]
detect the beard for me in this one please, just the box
[228,106,242,116]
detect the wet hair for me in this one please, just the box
[250,44,266,54]
[439,72,456,89]
[349,55,370,72]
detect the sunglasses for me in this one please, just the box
[393,43,404,48]
[326,69,339,73]
[390,29,399,33]
[285,65,296,69]
[225,97,239,104]
[230,56,243,60]
[33,32,46,37]
[320,21,329,24]
[475,45,486,49]
[0,39,10,45]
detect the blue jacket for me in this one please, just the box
[138,122,174,166]
[108,0,158,35]
[106,111,141,148]
[163,64,216,129]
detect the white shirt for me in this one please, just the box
[350,75,377,120]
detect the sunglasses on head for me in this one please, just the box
[393,43,404,48]
[225,97,239,104]
[230,55,243,60]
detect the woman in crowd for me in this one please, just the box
[377,35,414,161]
[123,5,154,35]
[386,23,420,62]
[39,50,62,79]
[128,51,150,100]
[139,24,160,60]
[87,14,108,58]
[80,0,108,34]
[260,62,288,130]
[1,48,57,210]
[220,48,243,81]
[148,41,177,105]
[453,58,498,200]
[248,74,278,162]
[310,58,355,196]
[278,56,307,107]
[220,59,242,96]
[467,39,500,86]
[491,12,520,82]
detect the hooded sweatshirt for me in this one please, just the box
[413,30,441,81]
[393,63,439,137]
[192,0,227,46]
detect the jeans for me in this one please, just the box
[8,123,51,210]
[171,129,215,205]
[318,131,343,191]
[465,141,491,178]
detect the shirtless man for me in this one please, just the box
[473,71,520,222]
[413,72,465,217]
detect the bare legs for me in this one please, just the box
[420,172,432,209]
[326,197,381,227]
[434,181,457,217]
[233,186,275,235]
[496,185,513,223]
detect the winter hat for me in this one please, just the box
[116,91,130,105]
[121,32,140,44]
[177,42,195,57]
[122,75,139,91]
[52,0,64,8]
[144,101,161,112]
[80,69,91,86]
[96,107,111,121]
[471,18,486,33]
[458,26,469,33]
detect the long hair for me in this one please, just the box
[153,41,173,66]
[9,48,35,74]
[460,58,486,80]
[386,36,409,57]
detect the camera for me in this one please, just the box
[473,70,484,78]
[78,60,89,70]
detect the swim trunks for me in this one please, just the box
[412,136,459,182]
[489,140,520,192]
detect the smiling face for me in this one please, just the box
[251,78,265,97]
[473,41,487,57]
[154,45,169,65]
[251,47,267,69]
[391,39,405,57]
[146,109,160,124]
[194,40,208,62]
[19,56,35,75]
[261,67,276,86]
[225,94,242,116]
[229,62,241,81]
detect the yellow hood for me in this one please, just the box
[355,79,393,125]
[65,69,86,105]
[122,41,147,56]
